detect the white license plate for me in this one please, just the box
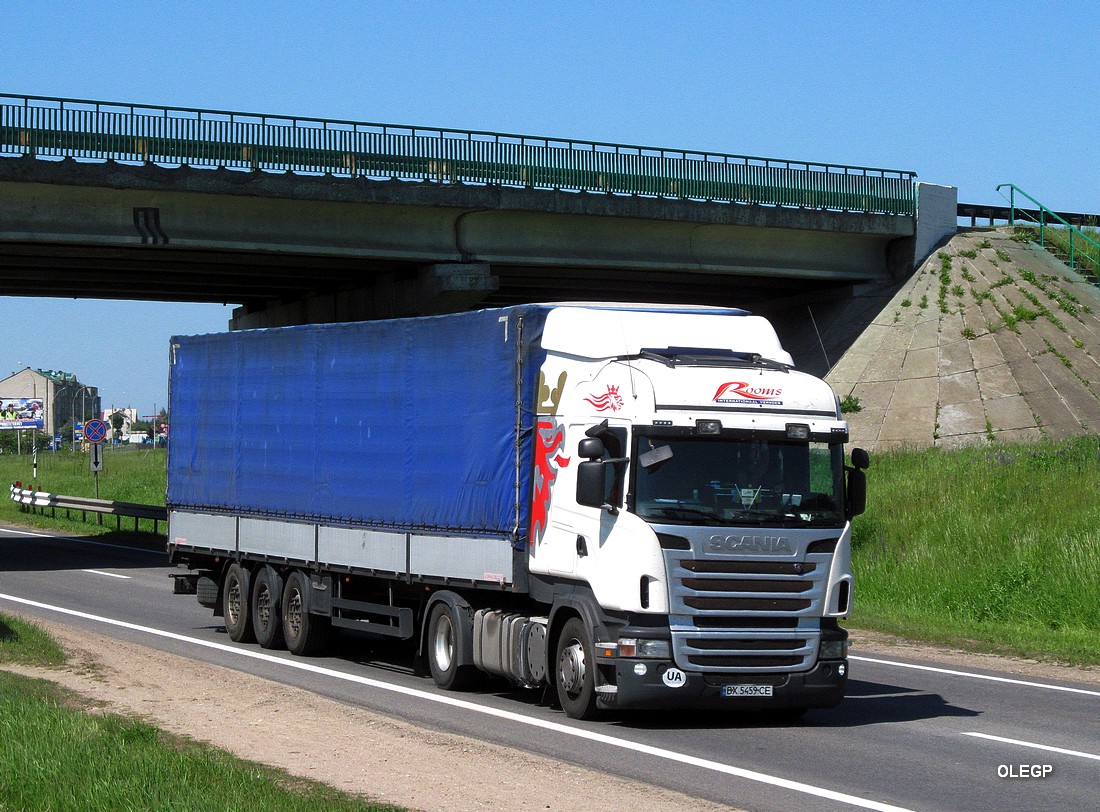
[722,684,773,698]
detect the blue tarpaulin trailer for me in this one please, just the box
[168,307,550,546]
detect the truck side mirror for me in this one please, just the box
[578,437,605,460]
[577,461,609,509]
[847,468,867,517]
[851,447,869,469]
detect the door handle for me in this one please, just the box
[576,535,588,557]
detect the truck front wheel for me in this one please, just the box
[223,562,255,644]
[555,618,600,720]
[427,602,478,691]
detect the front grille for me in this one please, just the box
[688,654,804,668]
[684,596,812,612]
[662,531,839,673]
[681,578,812,593]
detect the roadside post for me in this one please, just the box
[84,418,107,506]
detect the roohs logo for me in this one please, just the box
[713,382,783,403]
[584,385,624,412]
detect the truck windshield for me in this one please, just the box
[631,434,845,527]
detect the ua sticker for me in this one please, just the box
[662,667,686,688]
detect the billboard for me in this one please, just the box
[0,398,44,429]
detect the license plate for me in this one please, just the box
[722,684,773,698]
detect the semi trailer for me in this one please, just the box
[168,303,868,719]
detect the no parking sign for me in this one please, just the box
[84,419,108,444]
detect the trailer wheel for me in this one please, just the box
[223,562,255,644]
[427,602,478,691]
[282,570,330,657]
[252,566,285,649]
[555,617,600,720]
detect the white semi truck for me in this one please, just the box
[168,303,867,719]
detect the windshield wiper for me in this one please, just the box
[619,347,791,371]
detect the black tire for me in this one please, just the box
[554,617,601,720]
[222,562,254,644]
[281,570,331,657]
[252,566,285,649]
[426,602,478,691]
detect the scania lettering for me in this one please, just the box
[167,304,868,720]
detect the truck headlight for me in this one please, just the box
[819,640,848,660]
[618,637,671,659]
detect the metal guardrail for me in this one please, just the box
[958,202,1100,228]
[0,93,917,216]
[9,482,167,534]
[996,184,1100,279]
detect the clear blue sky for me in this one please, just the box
[2,1,1097,417]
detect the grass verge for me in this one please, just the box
[850,436,1100,666]
[0,615,400,812]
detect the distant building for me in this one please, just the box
[104,407,138,440]
[0,368,100,436]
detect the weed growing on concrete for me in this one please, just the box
[985,419,995,443]
[978,238,992,249]
[996,305,1019,333]
[1012,303,1038,324]
[961,327,976,340]
[919,295,929,309]
[901,298,911,308]
[959,248,978,259]
[840,393,862,413]
[1044,340,1073,368]
[996,249,1012,263]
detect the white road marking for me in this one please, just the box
[850,655,1100,698]
[962,732,1100,762]
[0,592,915,812]
[81,569,131,580]
[0,527,162,556]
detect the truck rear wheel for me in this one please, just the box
[427,602,478,691]
[223,562,255,644]
[252,566,285,649]
[282,570,330,656]
[555,618,601,720]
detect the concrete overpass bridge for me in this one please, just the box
[0,93,952,373]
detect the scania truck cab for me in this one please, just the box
[525,306,867,718]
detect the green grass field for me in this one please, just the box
[849,435,1100,665]
[0,445,166,535]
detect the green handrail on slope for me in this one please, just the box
[997,184,1100,279]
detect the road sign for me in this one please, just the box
[89,442,103,472]
[84,419,108,444]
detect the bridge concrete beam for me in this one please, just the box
[0,156,918,327]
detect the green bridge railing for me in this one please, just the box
[997,184,1100,281]
[0,93,917,216]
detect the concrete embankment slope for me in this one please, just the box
[826,228,1100,450]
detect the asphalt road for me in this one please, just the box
[1,526,1097,812]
